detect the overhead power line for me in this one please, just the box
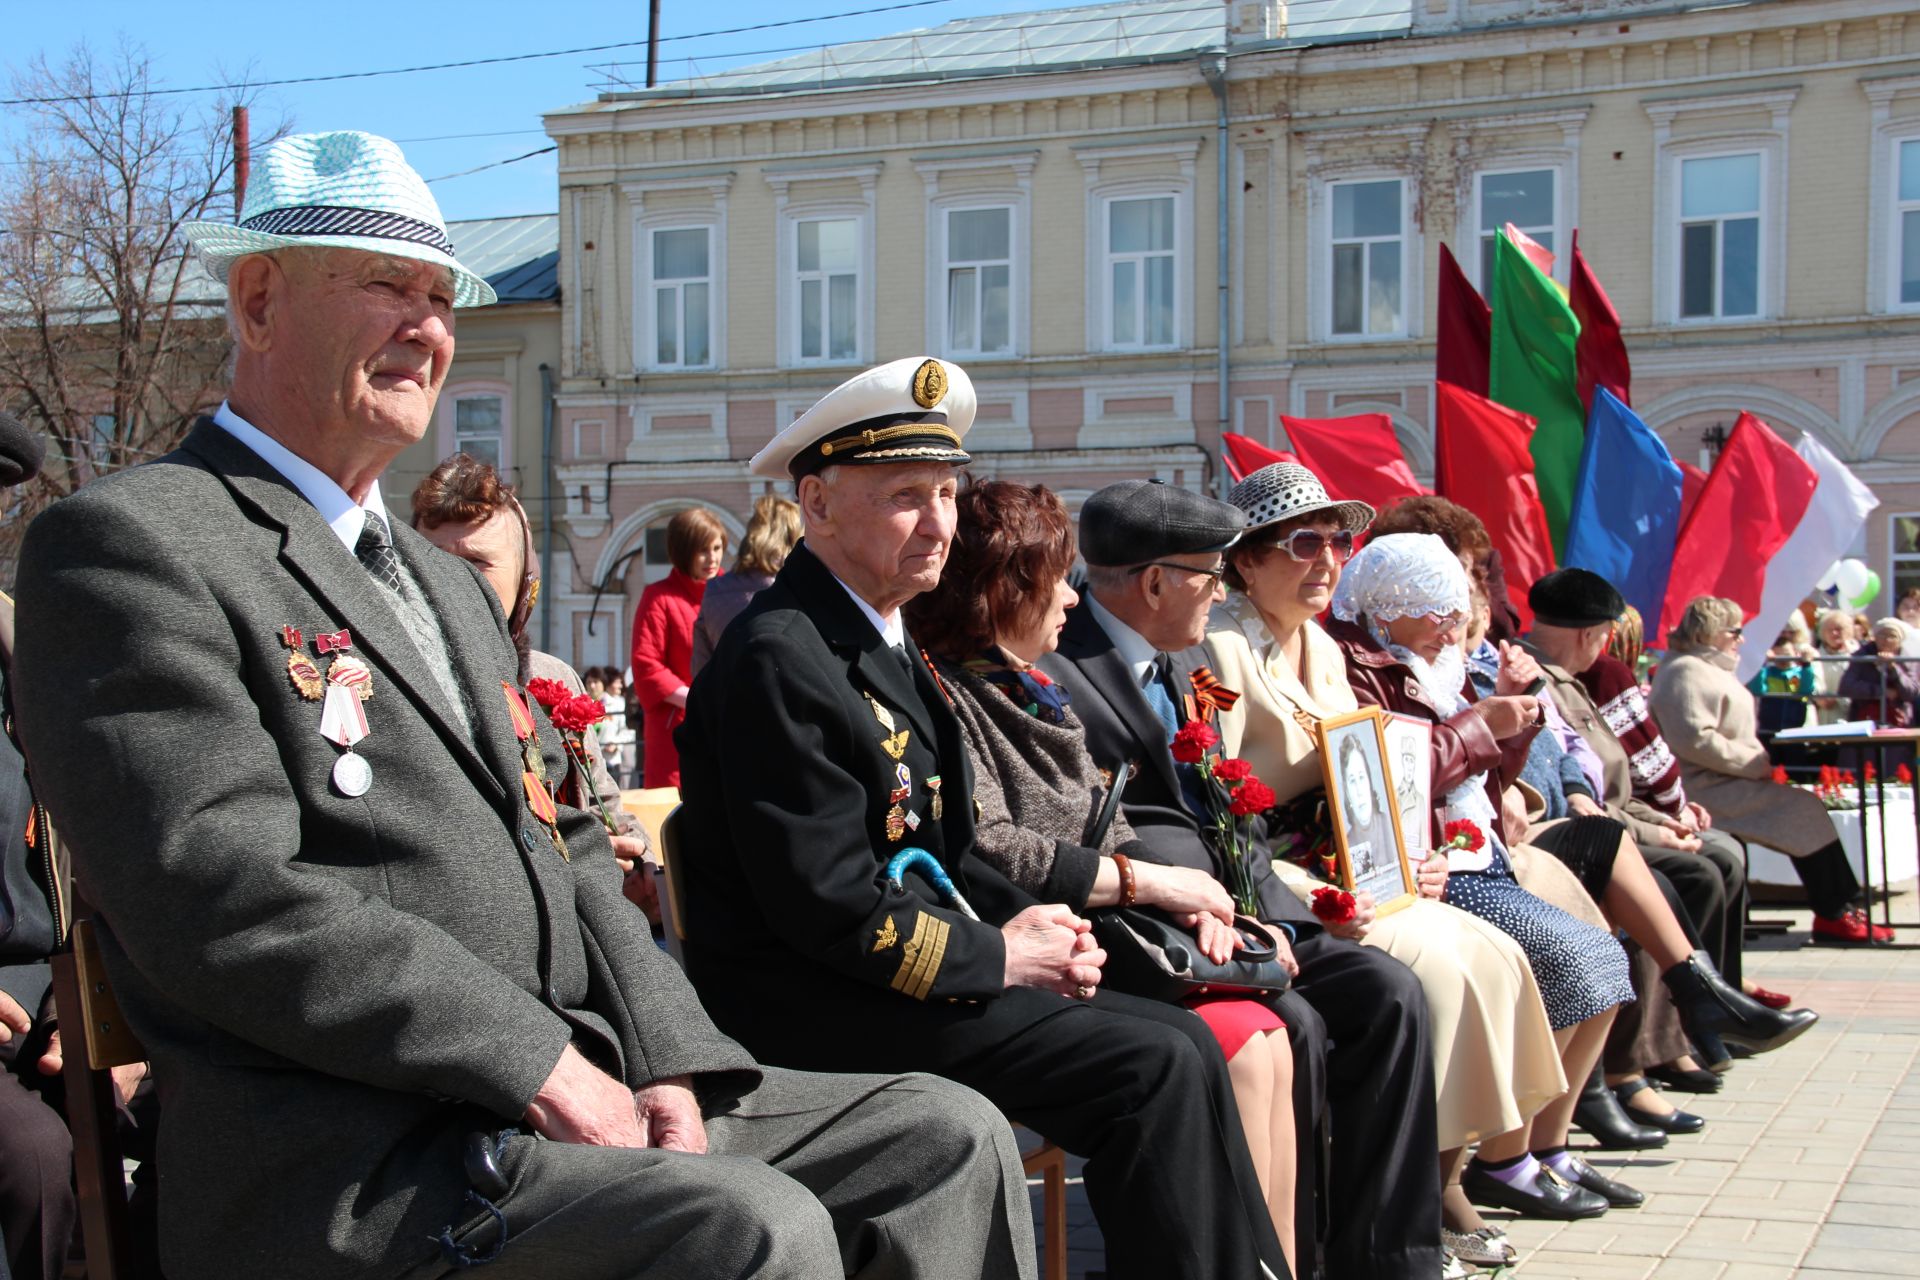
[423,146,559,184]
[0,0,970,106]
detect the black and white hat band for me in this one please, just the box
[239,205,457,258]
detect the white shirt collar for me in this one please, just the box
[830,573,905,650]
[1084,592,1161,685]
[213,401,388,552]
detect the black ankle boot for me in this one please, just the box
[1572,1069,1667,1150]
[1662,949,1819,1057]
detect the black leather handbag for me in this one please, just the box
[1085,762,1293,1003]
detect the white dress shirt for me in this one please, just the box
[213,401,390,552]
[831,573,907,650]
[1084,592,1161,687]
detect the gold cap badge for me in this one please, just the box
[910,359,948,409]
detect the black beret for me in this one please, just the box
[1078,479,1246,567]
[1529,567,1626,628]
[0,413,44,489]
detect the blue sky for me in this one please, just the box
[3,0,1055,222]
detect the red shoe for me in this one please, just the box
[1747,985,1793,1010]
[1851,908,1896,943]
[1812,910,1895,945]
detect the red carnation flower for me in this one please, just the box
[525,677,572,711]
[1771,765,1790,784]
[1866,763,1879,783]
[1229,778,1276,818]
[1900,764,1914,785]
[549,694,608,734]
[1310,886,1357,924]
[1169,720,1219,764]
[1213,757,1254,784]
[1442,819,1485,852]
[1840,769,1858,786]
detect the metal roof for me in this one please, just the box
[576,0,1410,104]
[449,214,559,305]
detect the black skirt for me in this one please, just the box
[1529,815,1625,903]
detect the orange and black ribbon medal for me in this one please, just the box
[1190,665,1241,723]
[503,681,569,860]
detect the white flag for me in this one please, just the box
[1737,433,1879,684]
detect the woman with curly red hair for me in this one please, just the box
[906,480,1300,1270]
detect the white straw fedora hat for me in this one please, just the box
[1227,461,1375,535]
[183,130,496,308]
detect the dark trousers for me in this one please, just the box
[1604,868,1695,1074]
[704,981,1289,1280]
[0,1042,75,1280]
[1643,832,1748,987]
[1284,934,1441,1280]
[1791,839,1863,919]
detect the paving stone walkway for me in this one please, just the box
[1028,897,1920,1278]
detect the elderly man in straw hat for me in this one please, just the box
[676,357,1291,1280]
[10,131,1035,1280]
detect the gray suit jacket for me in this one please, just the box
[11,420,756,1279]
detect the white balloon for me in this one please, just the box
[1816,561,1844,592]
[1834,559,1871,600]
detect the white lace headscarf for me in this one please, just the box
[1331,534,1500,841]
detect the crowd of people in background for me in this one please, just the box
[0,130,1909,1280]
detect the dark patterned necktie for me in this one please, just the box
[355,514,403,593]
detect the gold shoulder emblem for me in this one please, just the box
[911,359,947,409]
[872,915,900,952]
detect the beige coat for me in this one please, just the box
[1650,645,1838,856]
[1206,595,1565,1148]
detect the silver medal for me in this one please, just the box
[332,751,372,798]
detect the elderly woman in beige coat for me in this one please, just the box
[1649,596,1882,944]
[1205,463,1567,1267]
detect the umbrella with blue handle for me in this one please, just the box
[885,848,980,922]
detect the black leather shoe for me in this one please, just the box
[1555,1154,1645,1208]
[1647,1061,1723,1094]
[1664,949,1820,1057]
[1573,1069,1668,1150]
[1462,1161,1610,1220]
[1612,1079,1706,1135]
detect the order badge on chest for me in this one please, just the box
[283,625,377,798]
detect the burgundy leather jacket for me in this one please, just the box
[1324,618,1539,842]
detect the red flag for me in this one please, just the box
[1280,413,1428,510]
[1221,431,1298,483]
[1569,231,1631,413]
[1677,460,1709,530]
[1436,244,1491,400]
[1434,383,1556,627]
[1660,414,1819,628]
[1503,223,1557,278]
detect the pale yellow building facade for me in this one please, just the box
[539,0,1920,670]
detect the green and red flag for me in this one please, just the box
[1489,232,1583,559]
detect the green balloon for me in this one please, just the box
[1850,570,1882,610]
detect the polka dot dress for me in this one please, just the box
[1443,846,1634,1030]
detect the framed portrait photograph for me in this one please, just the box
[1382,714,1434,859]
[1316,707,1417,915]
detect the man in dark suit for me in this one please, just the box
[1041,480,1443,1280]
[10,131,1032,1280]
[677,357,1291,1280]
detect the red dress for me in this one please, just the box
[630,569,709,788]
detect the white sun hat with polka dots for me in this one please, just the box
[1226,461,1376,537]
[183,130,497,308]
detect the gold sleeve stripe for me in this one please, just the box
[888,912,951,1001]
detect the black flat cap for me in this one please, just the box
[0,413,44,489]
[1529,567,1626,628]
[1078,479,1246,567]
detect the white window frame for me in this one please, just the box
[933,201,1022,358]
[641,224,716,371]
[1470,164,1566,288]
[1645,90,1793,327]
[1100,193,1182,351]
[1892,135,1920,313]
[437,382,513,472]
[1076,138,1199,355]
[1889,512,1920,607]
[767,164,881,370]
[623,172,733,375]
[1673,150,1766,323]
[790,215,865,365]
[1318,174,1413,342]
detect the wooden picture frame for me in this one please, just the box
[1316,707,1418,916]
[1382,713,1434,859]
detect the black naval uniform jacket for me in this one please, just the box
[675,542,1041,1044]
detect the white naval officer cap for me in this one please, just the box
[747,356,976,480]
